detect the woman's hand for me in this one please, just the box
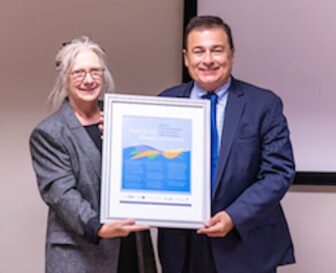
[98,219,149,238]
[98,111,104,135]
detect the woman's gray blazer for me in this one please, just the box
[30,101,156,273]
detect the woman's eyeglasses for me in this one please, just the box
[70,68,105,82]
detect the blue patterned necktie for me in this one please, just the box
[202,92,218,193]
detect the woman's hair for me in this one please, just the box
[48,36,115,109]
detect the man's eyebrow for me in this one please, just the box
[190,46,205,50]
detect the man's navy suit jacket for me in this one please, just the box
[158,78,295,273]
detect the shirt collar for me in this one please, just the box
[193,77,231,101]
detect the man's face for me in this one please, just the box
[184,27,234,92]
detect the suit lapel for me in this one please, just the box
[176,81,194,98]
[60,101,102,178]
[213,79,245,197]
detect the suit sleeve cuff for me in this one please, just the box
[84,216,102,244]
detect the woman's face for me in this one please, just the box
[67,49,104,108]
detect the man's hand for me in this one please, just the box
[197,211,234,237]
[98,218,149,238]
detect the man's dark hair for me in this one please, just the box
[184,15,234,50]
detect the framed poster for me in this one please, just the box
[100,94,210,229]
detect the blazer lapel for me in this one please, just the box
[176,81,194,98]
[213,79,245,198]
[60,101,102,178]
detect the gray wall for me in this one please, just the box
[0,1,182,272]
[282,186,336,273]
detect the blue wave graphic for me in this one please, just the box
[122,145,191,192]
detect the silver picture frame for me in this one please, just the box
[100,93,210,229]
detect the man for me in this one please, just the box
[158,16,295,273]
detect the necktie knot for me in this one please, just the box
[202,92,218,105]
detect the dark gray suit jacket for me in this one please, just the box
[30,100,156,273]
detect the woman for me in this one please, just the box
[30,36,157,273]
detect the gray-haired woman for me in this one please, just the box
[30,36,157,273]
